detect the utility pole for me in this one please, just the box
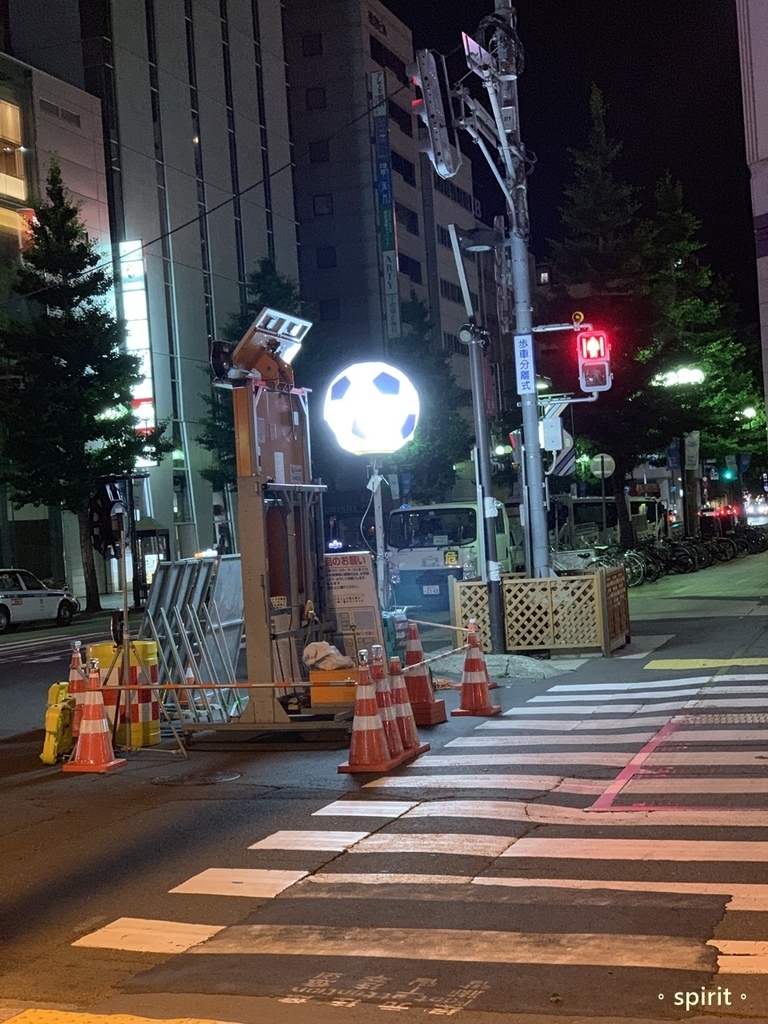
[488,1,550,577]
[412,5,550,577]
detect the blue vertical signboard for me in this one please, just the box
[371,71,401,339]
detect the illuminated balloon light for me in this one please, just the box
[323,361,420,455]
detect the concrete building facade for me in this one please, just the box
[736,0,768,431]
[4,0,298,587]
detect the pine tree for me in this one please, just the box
[0,162,171,611]
[546,91,763,543]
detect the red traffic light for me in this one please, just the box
[577,331,608,360]
[576,329,612,393]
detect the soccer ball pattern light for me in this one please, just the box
[323,361,420,455]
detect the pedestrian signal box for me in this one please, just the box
[576,330,612,393]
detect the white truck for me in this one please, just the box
[386,501,516,612]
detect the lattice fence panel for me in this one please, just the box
[604,565,630,640]
[502,580,554,650]
[452,580,491,651]
[551,577,599,648]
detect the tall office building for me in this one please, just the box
[283,0,495,423]
[0,47,110,581]
[736,0,768,428]
[4,0,298,586]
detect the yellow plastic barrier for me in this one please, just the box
[40,682,75,764]
[87,641,161,747]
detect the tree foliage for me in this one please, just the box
[385,292,474,502]
[544,87,764,537]
[0,161,171,608]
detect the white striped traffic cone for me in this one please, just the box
[371,645,405,760]
[403,622,447,725]
[389,656,430,756]
[452,628,501,717]
[338,651,408,773]
[63,659,127,773]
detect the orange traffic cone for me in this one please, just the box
[68,640,87,738]
[467,619,498,689]
[338,651,407,773]
[403,622,447,725]
[389,656,430,756]
[371,645,405,761]
[63,659,127,773]
[452,627,502,717]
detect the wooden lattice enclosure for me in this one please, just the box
[451,567,630,656]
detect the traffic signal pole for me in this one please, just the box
[490,2,551,577]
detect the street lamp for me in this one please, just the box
[323,361,419,611]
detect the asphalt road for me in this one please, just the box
[2,555,768,1024]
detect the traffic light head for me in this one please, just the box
[576,330,612,393]
[408,49,459,180]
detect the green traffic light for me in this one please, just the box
[723,470,735,480]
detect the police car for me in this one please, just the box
[0,569,80,633]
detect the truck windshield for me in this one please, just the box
[388,508,477,549]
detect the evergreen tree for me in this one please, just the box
[545,90,763,543]
[0,162,171,610]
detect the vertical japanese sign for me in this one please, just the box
[371,71,401,339]
[514,332,535,395]
[684,431,700,471]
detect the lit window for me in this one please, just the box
[0,100,25,201]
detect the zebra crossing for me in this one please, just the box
[71,668,768,1017]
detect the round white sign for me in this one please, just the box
[590,453,616,478]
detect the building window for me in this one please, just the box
[313,193,333,216]
[319,297,340,320]
[308,139,330,164]
[391,150,415,187]
[443,331,463,354]
[0,99,24,200]
[398,252,422,284]
[439,277,477,308]
[369,35,408,85]
[316,245,337,269]
[433,171,476,214]
[388,99,412,136]
[306,86,326,111]
[302,32,322,57]
[395,201,418,236]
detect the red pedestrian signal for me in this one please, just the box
[576,330,612,393]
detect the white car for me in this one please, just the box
[0,569,80,633]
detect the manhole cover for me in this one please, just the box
[151,772,241,786]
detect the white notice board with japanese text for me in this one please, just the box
[323,551,385,658]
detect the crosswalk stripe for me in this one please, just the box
[302,873,473,885]
[709,940,768,973]
[647,658,768,669]
[446,733,657,747]
[412,752,633,766]
[531,686,767,702]
[348,833,515,856]
[645,751,768,765]
[72,917,225,953]
[168,868,307,897]
[402,799,768,828]
[363,774,606,794]
[500,838,768,861]
[189,922,711,971]
[477,716,673,731]
[504,698,768,714]
[248,831,369,851]
[312,800,418,818]
[550,677,711,691]
[623,777,768,793]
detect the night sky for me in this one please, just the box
[381,0,757,320]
